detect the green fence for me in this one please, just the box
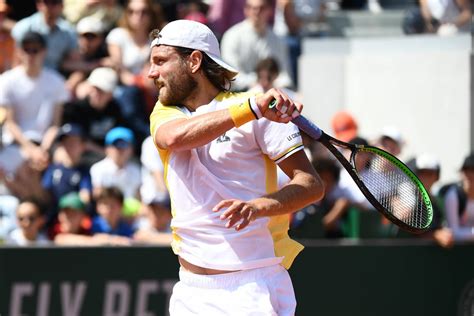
[1,240,473,316]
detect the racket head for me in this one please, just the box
[322,135,433,234]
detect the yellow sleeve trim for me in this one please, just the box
[228,99,256,127]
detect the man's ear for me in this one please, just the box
[188,50,203,74]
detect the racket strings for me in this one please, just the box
[356,151,431,229]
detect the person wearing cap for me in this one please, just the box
[331,110,359,143]
[90,126,141,199]
[41,123,92,222]
[444,152,474,242]
[133,197,172,245]
[62,67,131,158]
[66,15,112,97]
[50,191,92,244]
[378,125,404,157]
[220,0,293,91]
[0,30,70,174]
[148,19,323,315]
[11,0,81,72]
[402,154,454,248]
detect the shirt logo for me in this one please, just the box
[287,132,300,141]
[216,132,230,143]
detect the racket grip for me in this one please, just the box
[292,115,323,140]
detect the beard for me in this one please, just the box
[157,63,198,106]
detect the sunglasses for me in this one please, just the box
[18,215,39,222]
[81,32,99,40]
[22,47,43,55]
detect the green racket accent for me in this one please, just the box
[358,147,434,230]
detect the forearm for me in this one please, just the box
[253,170,323,217]
[322,198,350,229]
[156,108,242,151]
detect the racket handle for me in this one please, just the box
[269,99,323,140]
[292,115,323,140]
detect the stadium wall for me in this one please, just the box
[299,34,472,183]
[1,241,473,316]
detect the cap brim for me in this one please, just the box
[206,52,239,79]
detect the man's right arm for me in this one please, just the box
[153,89,301,152]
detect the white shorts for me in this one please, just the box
[169,264,296,316]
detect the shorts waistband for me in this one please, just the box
[178,264,283,289]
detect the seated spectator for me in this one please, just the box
[90,127,141,199]
[0,31,69,173]
[6,198,50,245]
[11,0,80,73]
[42,123,92,221]
[377,126,404,157]
[403,0,471,35]
[63,67,130,160]
[443,152,474,241]
[292,158,352,238]
[91,186,135,240]
[331,110,359,143]
[221,0,293,91]
[65,15,112,97]
[50,191,92,244]
[404,154,454,248]
[338,136,375,211]
[134,197,172,245]
[0,1,15,73]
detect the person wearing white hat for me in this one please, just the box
[148,19,324,316]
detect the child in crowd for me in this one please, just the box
[134,198,172,245]
[6,198,49,245]
[90,127,141,199]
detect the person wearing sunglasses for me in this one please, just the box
[11,0,80,73]
[6,198,50,246]
[0,31,69,176]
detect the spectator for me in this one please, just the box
[404,153,454,248]
[50,191,92,244]
[207,0,246,39]
[90,127,141,199]
[0,195,19,241]
[443,152,474,241]
[0,1,15,73]
[331,110,359,142]
[62,67,129,160]
[65,15,112,97]
[0,31,69,173]
[140,135,168,206]
[6,198,50,245]
[134,197,172,245]
[11,0,80,73]
[42,123,92,220]
[377,125,404,157]
[221,0,293,91]
[338,136,375,211]
[106,0,164,143]
[403,0,471,35]
[91,186,135,240]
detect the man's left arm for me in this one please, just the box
[214,150,324,230]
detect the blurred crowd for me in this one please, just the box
[0,0,471,247]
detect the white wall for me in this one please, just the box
[299,34,472,183]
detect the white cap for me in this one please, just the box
[87,67,118,93]
[416,153,440,171]
[381,126,403,144]
[77,16,106,34]
[150,20,238,78]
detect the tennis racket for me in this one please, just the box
[270,101,433,233]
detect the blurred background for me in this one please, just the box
[0,0,472,315]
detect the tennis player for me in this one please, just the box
[148,20,324,315]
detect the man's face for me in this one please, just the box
[19,42,46,67]
[244,0,271,28]
[37,0,63,22]
[17,202,44,240]
[148,45,198,105]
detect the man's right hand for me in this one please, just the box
[255,88,302,124]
